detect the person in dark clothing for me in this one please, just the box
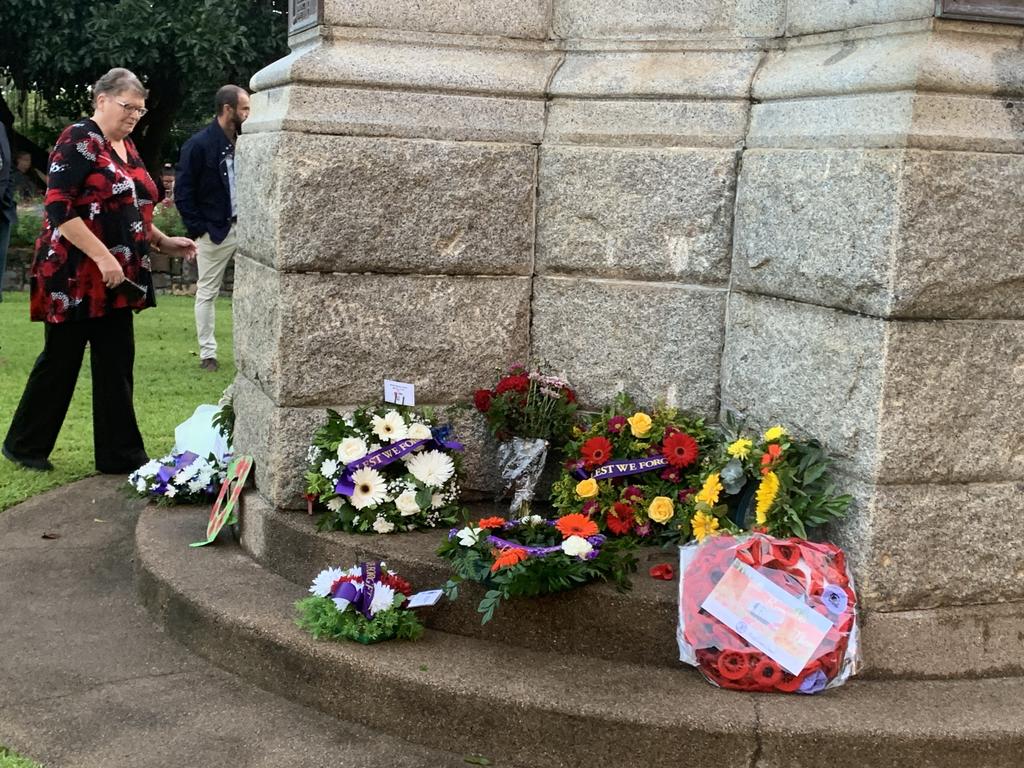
[12,150,45,201]
[175,84,250,372]
[3,68,197,473]
[0,122,16,302]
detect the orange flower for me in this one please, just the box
[478,516,507,530]
[490,547,528,572]
[760,443,783,474]
[555,513,599,539]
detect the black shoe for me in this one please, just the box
[2,443,54,472]
[199,357,219,372]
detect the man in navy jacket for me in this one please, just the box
[175,84,250,371]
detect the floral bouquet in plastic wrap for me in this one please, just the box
[473,364,578,514]
[677,532,859,693]
[305,406,464,534]
[295,561,424,644]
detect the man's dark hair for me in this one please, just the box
[214,85,247,115]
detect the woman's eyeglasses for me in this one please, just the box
[115,100,148,117]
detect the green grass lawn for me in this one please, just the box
[0,291,235,511]
[0,747,40,768]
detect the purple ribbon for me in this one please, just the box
[330,561,382,619]
[334,431,465,496]
[448,519,605,560]
[155,451,199,493]
[575,454,668,481]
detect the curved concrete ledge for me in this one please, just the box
[136,506,1024,768]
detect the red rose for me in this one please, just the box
[606,502,635,535]
[580,436,613,468]
[495,374,529,395]
[663,432,699,468]
[649,563,675,581]
[473,389,493,413]
[565,388,577,404]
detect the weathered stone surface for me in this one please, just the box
[537,146,737,284]
[531,277,726,415]
[551,0,784,39]
[236,132,536,275]
[785,0,932,36]
[235,267,531,407]
[550,50,762,100]
[722,293,1024,484]
[246,84,546,143]
[231,255,280,394]
[546,98,748,148]
[322,0,552,39]
[720,292,885,480]
[733,149,1024,318]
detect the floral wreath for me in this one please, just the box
[438,513,637,623]
[550,392,716,541]
[129,450,227,503]
[305,406,464,534]
[681,421,853,543]
[295,561,424,644]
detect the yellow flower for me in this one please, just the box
[755,470,780,525]
[691,511,719,543]
[648,496,674,524]
[726,438,753,459]
[694,472,723,507]
[627,412,652,438]
[575,478,599,498]
[763,425,786,442]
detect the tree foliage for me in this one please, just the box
[0,0,288,174]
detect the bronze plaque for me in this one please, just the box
[289,0,323,34]
[937,0,1024,23]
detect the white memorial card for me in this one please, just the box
[406,589,444,608]
[384,380,416,406]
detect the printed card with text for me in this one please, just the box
[384,380,416,406]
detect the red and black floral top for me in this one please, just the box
[30,118,158,323]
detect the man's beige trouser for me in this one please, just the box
[194,226,237,361]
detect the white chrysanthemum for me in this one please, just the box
[188,478,207,493]
[350,467,387,510]
[520,514,544,526]
[430,492,445,510]
[407,422,432,441]
[326,496,344,512]
[337,437,368,464]
[372,516,396,534]
[561,535,593,558]
[138,459,162,478]
[372,410,407,443]
[164,486,178,499]
[395,490,420,516]
[456,526,482,547]
[320,458,339,479]
[310,567,344,597]
[406,450,455,488]
[135,478,148,493]
[368,583,397,616]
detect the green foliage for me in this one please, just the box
[9,209,43,248]
[212,389,235,446]
[437,519,637,624]
[0,293,235,512]
[295,596,424,644]
[0,746,42,768]
[151,201,186,237]
[474,364,578,444]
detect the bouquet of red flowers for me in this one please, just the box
[677,533,859,694]
[473,364,578,443]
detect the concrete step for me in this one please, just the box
[136,506,1024,768]
[239,490,681,667]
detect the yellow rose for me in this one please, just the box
[763,425,786,442]
[726,438,752,459]
[575,478,599,498]
[627,412,652,438]
[648,496,674,524]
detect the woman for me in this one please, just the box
[3,68,197,473]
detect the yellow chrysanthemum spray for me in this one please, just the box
[763,425,787,443]
[755,470,780,525]
[727,438,753,459]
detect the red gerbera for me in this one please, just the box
[663,432,699,468]
[495,374,529,395]
[477,516,507,530]
[580,436,613,468]
[473,389,493,413]
[555,513,599,539]
[606,502,635,535]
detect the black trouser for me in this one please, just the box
[4,309,146,472]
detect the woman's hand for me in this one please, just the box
[98,253,125,287]
[160,235,198,262]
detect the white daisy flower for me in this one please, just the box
[188,478,207,493]
[337,437,368,464]
[395,490,421,516]
[456,526,482,547]
[138,459,162,478]
[561,535,593,558]
[407,422,432,441]
[371,410,407,443]
[310,567,344,597]
[520,514,544,526]
[368,583,397,616]
[372,516,396,534]
[320,458,339,479]
[406,450,455,488]
[326,497,344,512]
[164,486,178,499]
[135,478,148,493]
[350,467,387,510]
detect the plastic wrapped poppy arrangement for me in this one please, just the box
[677,533,859,694]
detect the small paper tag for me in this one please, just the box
[406,589,444,608]
[701,559,831,675]
[384,380,416,406]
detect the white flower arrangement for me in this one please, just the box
[128,451,227,504]
[305,406,464,534]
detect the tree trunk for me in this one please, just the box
[134,78,184,182]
